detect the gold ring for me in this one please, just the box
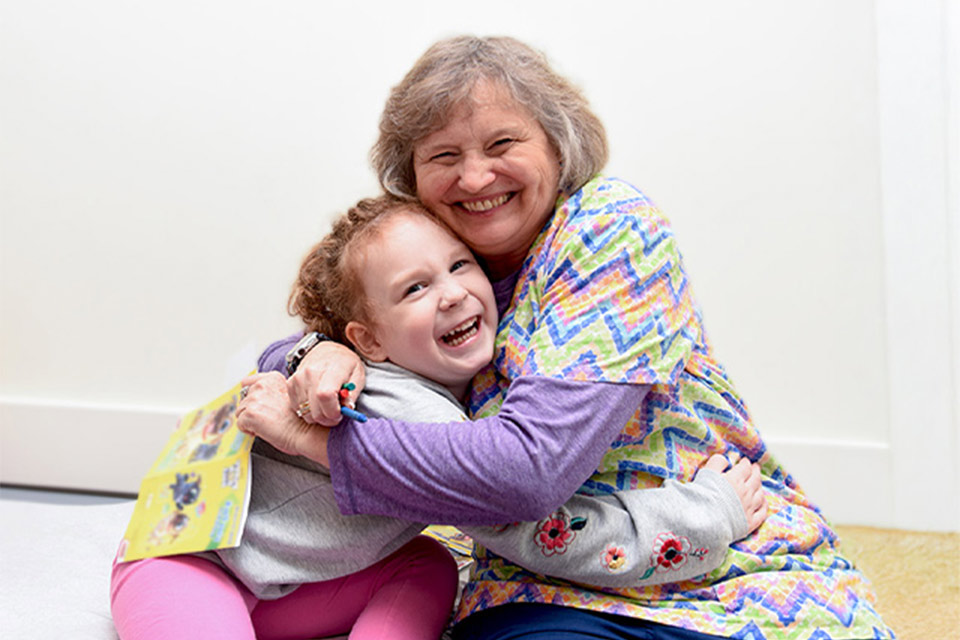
[295,402,310,418]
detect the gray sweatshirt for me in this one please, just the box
[212,362,747,598]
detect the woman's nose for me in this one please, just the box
[458,154,495,193]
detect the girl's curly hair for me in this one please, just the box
[288,195,433,344]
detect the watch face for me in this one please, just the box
[299,333,321,352]
[287,332,323,372]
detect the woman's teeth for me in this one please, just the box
[461,193,510,212]
[441,318,479,346]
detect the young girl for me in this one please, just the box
[111,195,764,640]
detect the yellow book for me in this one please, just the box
[118,379,254,562]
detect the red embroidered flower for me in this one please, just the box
[534,512,577,556]
[601,544,627,572]
[651,532,692,572]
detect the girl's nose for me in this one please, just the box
[439,280,468,309]
[458,154,495,193]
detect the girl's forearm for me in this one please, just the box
[462,469,748,587]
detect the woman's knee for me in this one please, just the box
[453,603,728,640]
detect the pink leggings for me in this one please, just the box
[110,535,459,640]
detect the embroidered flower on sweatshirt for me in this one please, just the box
[533,511,587,556]
[651,532,707,572]
[601,544,628,572]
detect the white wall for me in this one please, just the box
[1,1,956,530]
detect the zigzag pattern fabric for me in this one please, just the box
[458,178,892,639]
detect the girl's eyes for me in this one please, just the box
[402,261,470,297]
[404,283,425,296]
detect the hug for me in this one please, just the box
[111,35,891,640]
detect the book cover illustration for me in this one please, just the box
[422,525,475,570]
[117,379,254,562]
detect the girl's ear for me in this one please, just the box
[344,321,387,362]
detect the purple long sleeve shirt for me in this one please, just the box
[260,275,648,525]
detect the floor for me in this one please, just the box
[3,486,956,639]
[834,524,960,640]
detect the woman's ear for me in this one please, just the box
[344,321,387,362]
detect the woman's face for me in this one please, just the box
[412,81,561,279]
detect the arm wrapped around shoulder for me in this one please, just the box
[329,377,648,525]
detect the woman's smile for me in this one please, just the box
[459,193,513,213]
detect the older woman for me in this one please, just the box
[250,36,890,640]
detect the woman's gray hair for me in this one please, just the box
[372,35,608,199]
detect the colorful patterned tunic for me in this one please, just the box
[458,177,892,639]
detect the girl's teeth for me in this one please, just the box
[442,318,479,346]
[462,194,509,212]
[446,326,477,346]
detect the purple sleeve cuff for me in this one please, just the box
[328,376,648,525]
[257,333,302,375]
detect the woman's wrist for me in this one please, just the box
[286,342,366,426]
[294,420,332,467]
[285,331,331,375]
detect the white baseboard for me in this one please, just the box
[0,399,905,528]
[0,398,183,495]
[763,437,895,528]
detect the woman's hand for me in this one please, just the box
[703,453,768,535]
[286,342,366,426]
[236,372,331,465]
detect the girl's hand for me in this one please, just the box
[286,342,366,426]
[703,453,768,535]
[236,372,330,464]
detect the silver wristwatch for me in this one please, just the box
[285,331,329,375]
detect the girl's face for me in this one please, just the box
[412,80,561,280]
[345,212,498,399]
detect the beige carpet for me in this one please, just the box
[834,525,960,639]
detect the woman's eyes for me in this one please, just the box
[429,150,457,162]
[427,138,514,162]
